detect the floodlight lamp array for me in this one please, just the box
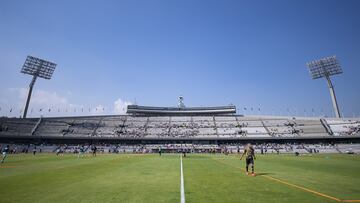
[306,56,342,80]
[21,55,57,80]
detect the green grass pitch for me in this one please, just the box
[0,153,359,203]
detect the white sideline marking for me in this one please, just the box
[180,155,185,203]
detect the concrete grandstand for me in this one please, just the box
[1,106,359,145]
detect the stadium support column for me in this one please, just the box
[325,75,341,118]
[23,75,37,118]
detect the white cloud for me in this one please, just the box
[114,98,132,114]
[1,88,132,117]
[18,88,68,108]
[2,87,74,117]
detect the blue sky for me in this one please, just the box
[0,0,359,117]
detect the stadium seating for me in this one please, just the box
[1,116,359,139]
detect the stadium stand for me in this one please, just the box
[1,115,359,141]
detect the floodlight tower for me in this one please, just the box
[178,95,185,108]
[306,56,342,118]
[21,56,57,118]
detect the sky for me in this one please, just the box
[0,0,359,118]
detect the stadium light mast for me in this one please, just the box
[306,56,343,118]
[20,56,57,118]
[178,95,185,108]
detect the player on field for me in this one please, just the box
[78,145,85,158]
[33,146,37,156]
[56,147,62,156]
[92,145,97,157]
[158,147,162,156]
[1,145,10,164]
[240,143,256,176]
[182,148,186,157]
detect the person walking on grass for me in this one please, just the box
[1,145,10,164]
[78,145,85,158]
[92,145,97,157]
[240,143,256,176]
[33,146,37,156]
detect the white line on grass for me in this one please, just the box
[180,155,185,203]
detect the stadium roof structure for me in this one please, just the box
[127,105,236,116]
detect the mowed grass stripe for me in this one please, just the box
[210,154,360,202]
[210,156,341,202]
[183,154,330,203]
[257,154,360,200]
[1,154,359,203]
[0,154,128,177]
[0,154,180,203]
[0,154,142,202]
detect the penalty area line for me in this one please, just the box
[180,155,185,203]
[0,165,17,168]
[262,175,341,202]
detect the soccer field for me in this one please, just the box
[0,153,359,203]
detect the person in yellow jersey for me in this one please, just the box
[240,143,256,176]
